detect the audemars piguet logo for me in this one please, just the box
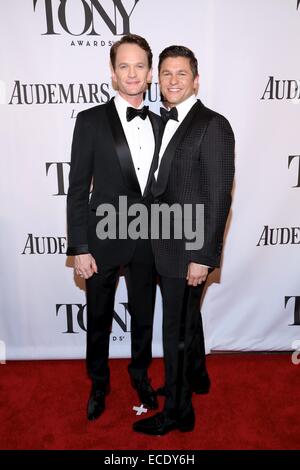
[33,0,140,36]
[7,80,160,117]
[257,226,300,246]
[22,234,67,254]
[261,76,300,101]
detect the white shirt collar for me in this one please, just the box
[173,94,197,122]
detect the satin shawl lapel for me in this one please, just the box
[143,112,162,197]
[106,98,141,195]
[154,101,207,198]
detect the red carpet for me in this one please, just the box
[0,354,299,450]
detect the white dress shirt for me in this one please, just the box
[155,94,197,179]
[114,93,155,194]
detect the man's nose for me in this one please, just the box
[128,66,137,77]
[169,74,178,85]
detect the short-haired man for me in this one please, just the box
[67,35,161,421]
[133,45,235,435]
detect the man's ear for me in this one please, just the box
[110,62,116,82]
[194,74,200,94]
[110,62,118,91]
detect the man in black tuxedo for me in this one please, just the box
[66,35,161,420]
[133,45,235,435]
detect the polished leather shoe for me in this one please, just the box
[132,377,158,410]
[87,384,109,421]
[133,411,178,436]
[133,408,195,436]
[157,372,211,396]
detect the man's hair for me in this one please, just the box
[158,45,198,78]
[110,34,152,70]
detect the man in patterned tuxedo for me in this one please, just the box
[134,45,235,435]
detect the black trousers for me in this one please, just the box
[160,276,206,416]
[86,240,157,388]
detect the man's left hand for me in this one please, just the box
[186,263,208,287]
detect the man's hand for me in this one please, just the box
[74,254,98,280]
[186,262,208,287]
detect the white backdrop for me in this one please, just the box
[0,0,299,360]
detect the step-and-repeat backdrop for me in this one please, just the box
[1,0,299,360]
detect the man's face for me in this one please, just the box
[111,43,152,101]
[159,56,198,107]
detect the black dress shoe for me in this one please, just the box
[87,384,109,421]
[133,406,195,436]
[133,377,158,410]
[133,411,178,436]
[157,372,211,396]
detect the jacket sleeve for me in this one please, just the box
[189,114,235,267]
[66,111,94,256]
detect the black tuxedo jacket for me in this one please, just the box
[66,98,161,265]
[151,99,235,278]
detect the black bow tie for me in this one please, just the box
[160,106,178,124]
[126,105,149,122]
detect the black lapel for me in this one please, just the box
[143,111,162,197]
[106,98,141,195]
[153,100,208,198]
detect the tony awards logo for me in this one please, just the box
[33,0,140,36]
[56,303,131,336]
